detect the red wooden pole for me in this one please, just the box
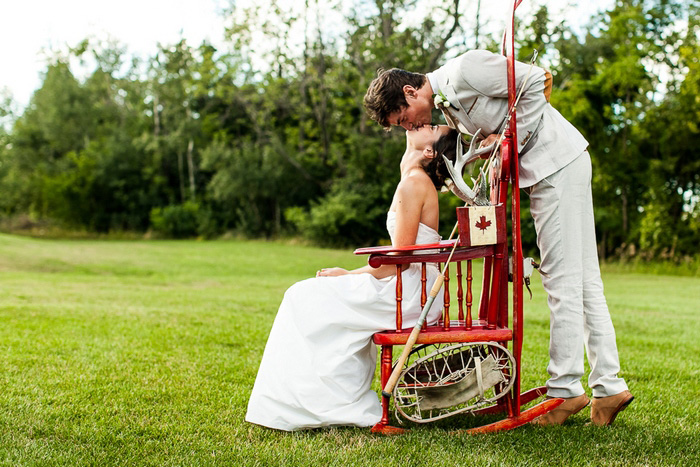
[504,0,524,415]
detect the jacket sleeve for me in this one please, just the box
[457,50,547,149]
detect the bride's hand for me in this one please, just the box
[316,267,349,277]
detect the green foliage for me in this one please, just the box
[0,0,698,260]
[150,201,201,238]
[286,189,386,247]
[546,0,698,259]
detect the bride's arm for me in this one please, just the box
[317,264,397,278]
[317,177,426,279]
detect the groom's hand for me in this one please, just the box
[478,134,500,158]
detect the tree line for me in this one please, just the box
[0,0,698,260]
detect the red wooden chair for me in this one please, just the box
[353,0,562,434]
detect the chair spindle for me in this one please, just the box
[443,264,450,331]
[421,263,427,331]
[467,260,473,330]
[395,264,403,331]
[457,261,464,323]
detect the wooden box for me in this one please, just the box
[456,204,506,247]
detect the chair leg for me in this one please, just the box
[372,345,408,434]
[379,345,392,427]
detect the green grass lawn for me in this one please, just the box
[1,233,699,466]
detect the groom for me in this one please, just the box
[363,49,634,426]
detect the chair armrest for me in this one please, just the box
[353,240,457,256]
[355,242,496,268]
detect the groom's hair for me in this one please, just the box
[364,68,427,129]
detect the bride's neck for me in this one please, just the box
[399,148,425,178]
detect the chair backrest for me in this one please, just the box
[360,0,525,337]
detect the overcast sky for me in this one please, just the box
[1,0,227,111]
[1,0,614,113]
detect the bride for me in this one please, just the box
[246,125,460,431]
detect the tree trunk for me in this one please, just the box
[299,0,310,153]
[314,5,331,166]
[275,200,281,235]
[187,138,196,202]
[153,95,161,136]
[428,0,461,70]
[475,0,481,49]
[178,150,186,203]
[621,191,628,234]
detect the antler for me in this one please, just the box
[442,129,495,206]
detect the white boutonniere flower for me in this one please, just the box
[433,91,451,109]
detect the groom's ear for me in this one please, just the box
[402,85,418,99]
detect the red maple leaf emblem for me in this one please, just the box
[475,215,491,232]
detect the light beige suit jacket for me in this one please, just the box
[427,50,588,188]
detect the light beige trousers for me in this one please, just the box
[528,151,629,398]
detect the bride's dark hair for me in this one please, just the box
[424,128,462,189]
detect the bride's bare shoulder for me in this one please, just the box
[396,170,434,195]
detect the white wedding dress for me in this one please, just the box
[245,212,443,431]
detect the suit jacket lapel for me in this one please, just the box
[443,83,478,135]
